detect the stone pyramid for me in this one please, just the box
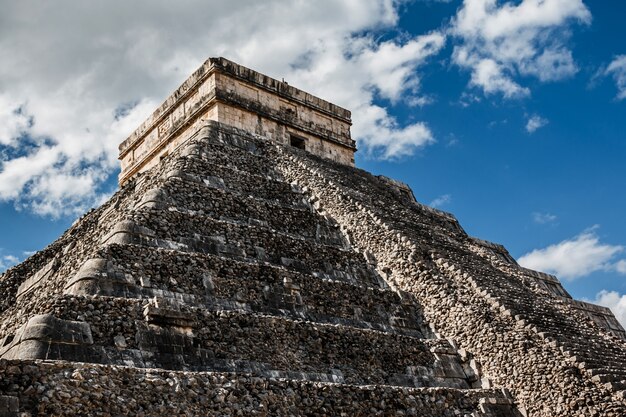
[1,58,625,417]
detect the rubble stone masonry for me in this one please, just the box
[1,58,625,416]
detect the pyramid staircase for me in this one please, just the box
[0,122,523,416]
[274,129,626,416]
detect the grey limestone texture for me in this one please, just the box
[118,57,356,185]
[0,120,625,416]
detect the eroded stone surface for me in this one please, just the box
[118,58,356,185]
[1,106,624,415]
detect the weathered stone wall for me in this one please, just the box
[65,245,426,337]
[1,123,525,416]
[5,121,622,416]
[118,57,355,185]
[1,294,468,386]
[213,102,355,166]
[123,102,219,175]
[0,360,517,417]
[272,135,626,417]
[480,255,626,339]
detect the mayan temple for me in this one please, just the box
[2,57,626,417]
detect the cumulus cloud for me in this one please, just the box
[0,253,19,273]
[518,227,624,280]
[532,211,556,224]
[450,0,591,98]
[288,30,445,159]
[0,95,31,146]
[526,114,548,133]
[0,0,445,216]
[430,194,452,208]
[593,290,626,328]
[605,55,626,100]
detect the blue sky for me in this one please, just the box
[1,1,625,323]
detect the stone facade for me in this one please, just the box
[1,60,625,416]
[118,58,355,185]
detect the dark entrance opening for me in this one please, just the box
[290,135,306,151]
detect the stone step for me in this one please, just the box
[64,245,426,337]
[554,338,624,358]
[578,359,626,375]
[137,179,338,242]
[605,379,626,392]
[172,155,297,203]
[134,204,347,250]
[0,295,474,388]
[0,360,523,416]
[453,274,626,371]
[162,163,307,210]
[288,151,463,235]
[308,180,458,241]
[422,231,626,394]
[590,372,626,384]
[0,193,137,317]
[178,136,279,178]
[101,210,375,281]
[277,147,626,412]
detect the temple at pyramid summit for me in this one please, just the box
[118,57,356,185]
[1,57,626,416]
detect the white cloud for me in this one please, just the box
[526,114,548,133]
[0,253,19,272]
[0,1,445,216]
[0,95,31,146]
[450,0,591,98]
[458,92,482,107]
[532,212,557,224]
[523,48,578,82]
[430,194,451,208]
[616,260,626,274]
[518,227,623,280]
[289,30,445,159]
[605,55,626,100]
[470,58,529,98]
[593,290,626,328]
[407,95,434,107]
